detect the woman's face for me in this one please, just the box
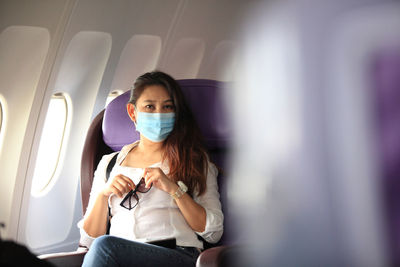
[127,85,175,122]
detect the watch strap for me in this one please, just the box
[171,181,187,199]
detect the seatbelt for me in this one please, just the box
[106,152,119,182]
[105,152,119,234]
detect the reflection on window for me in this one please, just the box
[105,90,124,107]
[31,93,70,195]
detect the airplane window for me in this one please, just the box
[0,100,3,136]
[31,93,71,196]
[0,96,7,153]
[0,98,4,152]
[105,89,124,107]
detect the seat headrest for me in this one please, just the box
[102,91,137,151]
[102,79,230,151]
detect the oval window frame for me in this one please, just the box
[31,92,72,197]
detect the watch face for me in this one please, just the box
[178,181,188,192]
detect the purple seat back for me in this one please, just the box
[102,91,138,151]
[102,79,230,152]
[372,46,400,265]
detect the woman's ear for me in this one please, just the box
[126,103,136,123]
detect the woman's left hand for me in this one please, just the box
[143,167,177,194]
[144,167,206,232]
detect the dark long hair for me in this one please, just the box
[129,71,208,196]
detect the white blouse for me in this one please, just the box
[78,142,224,249]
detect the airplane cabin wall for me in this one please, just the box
[0,0,77,245]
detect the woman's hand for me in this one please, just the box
[101,174,134,198]
[144,167,207,232]
[143,167,178,194]
[83,174,134,237]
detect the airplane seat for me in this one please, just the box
[372,46,400,266]
[41,79,233,267]
[80,109,114,216]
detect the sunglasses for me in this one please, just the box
[119,177,152,210]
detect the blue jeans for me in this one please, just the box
[82,235,200,267]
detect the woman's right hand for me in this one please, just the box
[101,174,134,198]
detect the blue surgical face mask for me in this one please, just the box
[135,111,175,142]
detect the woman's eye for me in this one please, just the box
[145,105,154,110]
[164,105,174,110]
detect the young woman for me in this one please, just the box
[79,71,224,267]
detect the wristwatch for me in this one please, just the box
[171,181,188,199]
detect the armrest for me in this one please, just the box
[196,246,229,267]
[38,249,88,267]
